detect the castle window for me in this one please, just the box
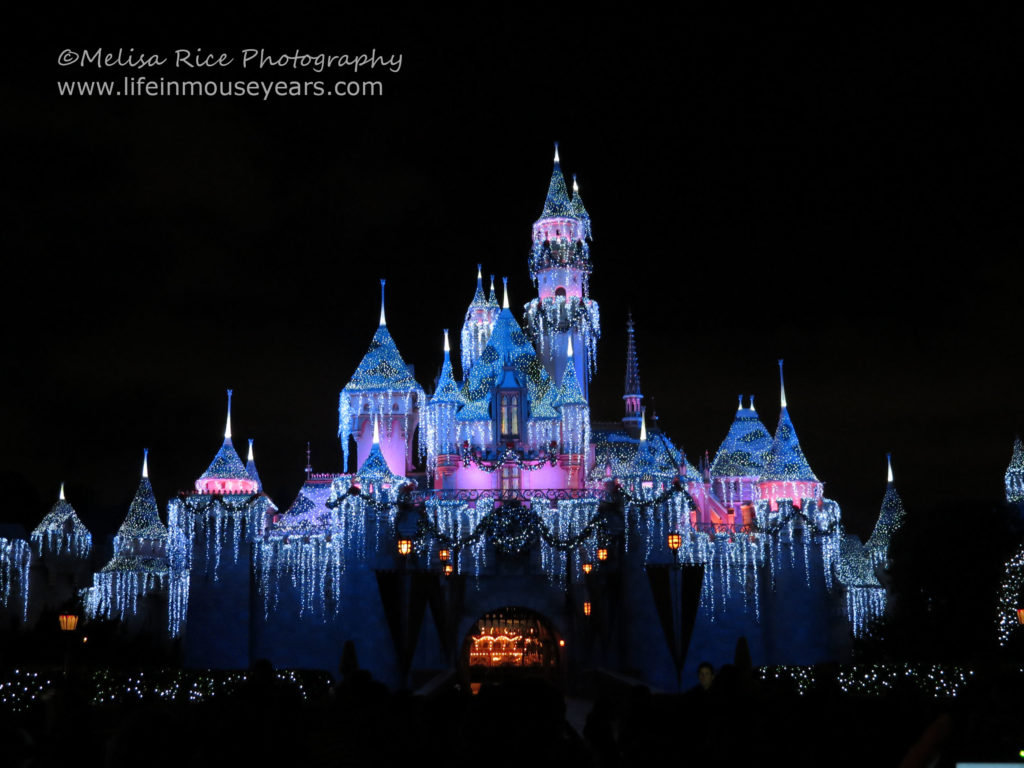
[500,392,520,439]
[555,286,567,298]
[500,465,520,491]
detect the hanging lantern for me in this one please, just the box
[667,533,682,551]
[444,563,454,576]
[582,563,593,575]
[58,613,79,632]
[596,547,609,562]
[438,548,451,562]
[583,601,592,616]
[397,539,412,556]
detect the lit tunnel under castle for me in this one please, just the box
[10,144,966,690]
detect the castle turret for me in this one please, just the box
[759,361,822,510]
[31,482,92,559]
[338,280,425,476]
[1006,436,1024,504]
[91,450,170,622]
[622,313,643,437]
[245,439,263,491]
[424,330,463,487]
[556,337,590,471]
[461,266,500,378]
[523,144,601,401]
[710,395,773,512]
[866,454,906,567]
[196,390,258,495]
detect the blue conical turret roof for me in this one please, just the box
[430,332,463,407]
[710,397,774,478]
[866,456,906,560]
[539,144,574,220]
[117,452,166,542]
[761,362,819,483]
[245,439,263,490]
[32,485,90,540]
[555,343,588,408]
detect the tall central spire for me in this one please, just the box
[622,313,644,437]
[379,279,387,326]
[778,359,788,409]
[225,389,233,439]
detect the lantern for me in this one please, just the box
[596,547,609,562]
[667,533,682,551]
[59,613,79,632]
[582,563,593,575]
[397,539,412,556]
[444,564,454,576]
[583,601,592,616]
[1017,608,1024,625]
[438,548,451,562]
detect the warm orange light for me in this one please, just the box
[583,601,592,616]
[1017,608,1024,625]
[558,639,565,647]
[58,613,79,632]
[438,548,451,562]
[443,563,454,576]
[582,563,593,575]
[667,533,682,551]
[596,547,608,562]
[397,539,412,556]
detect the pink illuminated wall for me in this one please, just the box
[195,477,258,494]
[758,481,823,511]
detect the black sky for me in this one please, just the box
[4,9,1021,539]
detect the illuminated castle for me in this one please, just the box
[4,146,934,688]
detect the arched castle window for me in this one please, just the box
[500,392,520,439]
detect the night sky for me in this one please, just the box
[5,10,1020,541]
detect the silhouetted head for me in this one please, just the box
[697,661,715,690]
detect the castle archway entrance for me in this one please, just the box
[459,606,563,693]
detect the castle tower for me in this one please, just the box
[555,337,590,486]
[90,450,170,624]
[245,439,263,491]
[759,360,823,510]
[425,330,463,488]
[710,395,773,512]
[338,280,425,475]
[523,144,600,401]
[195,390,259,495]
[31,482,92,559]
[461,266,500,377]
[622,313,643,438]
[865,454,906,567]
[1006,436,1024,504]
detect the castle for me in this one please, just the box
[9,146,1019,690]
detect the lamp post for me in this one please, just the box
[59,612,79,677]
[667,533,682,566]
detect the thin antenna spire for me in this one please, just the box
[225,389,233,439]
[476,264,483,286]
[247,438,254,463]
[372,418,380,445]
[443,329,450,355]
[778,359,787,409]
[59,482,65,501]
[379,279,387,326]
[142,448,149,479]
[750,395,756,411]
[572,174,579,195]
[567,336,574,358]
[489,275,496,302]
[305,441,312,477]
[887,453,894,484]
[737,394,743,411]
[640,408,647,442]
[502,277,509,309]
[554,141,560,164]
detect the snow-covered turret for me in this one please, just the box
[759,361,822,509]
[196,390,258,495]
